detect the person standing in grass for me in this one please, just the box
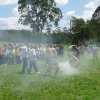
[28,47,39,74]
[79,43,85,59]
[15,46,21,64]
[92,46,98,60]
[69,45,80,67]
[21,46,29,74]
[45,45,58,76]
[0,47,3,65]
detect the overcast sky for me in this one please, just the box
[0,0,99,30]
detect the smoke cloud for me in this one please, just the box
[58,61,79,75]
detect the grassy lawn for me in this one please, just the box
[0,50,100,100]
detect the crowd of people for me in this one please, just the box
[0,43,99,75]
[0,43,64,75]
[69,43,99,67]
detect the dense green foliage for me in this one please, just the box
[18,0,62,33]
[69,5,100,44]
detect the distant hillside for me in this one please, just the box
[0,30,41,43]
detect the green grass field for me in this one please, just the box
[0,50,100,100]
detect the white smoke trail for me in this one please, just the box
[58,61,79,75]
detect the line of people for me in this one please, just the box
[0,43,64,75]
[21,44,64,75]
[0,43,99,75]
[0,45,21,66]
[69,43,99,67]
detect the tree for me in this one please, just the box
[92,5,100,21]
[70,17,88,43]
[87,19,100,41]
[88,5,100,41]
[18,0,62,34]
[71,17,85,33]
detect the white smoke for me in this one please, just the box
[58,61,79,75]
